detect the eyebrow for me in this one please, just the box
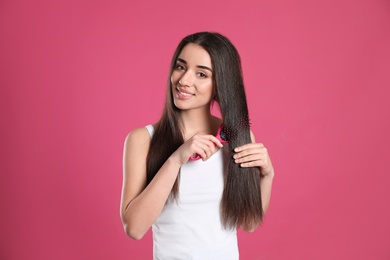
[177,58,213,72]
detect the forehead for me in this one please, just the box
[178,43,212,68]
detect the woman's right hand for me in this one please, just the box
[171,134,224,165]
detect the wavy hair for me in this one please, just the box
[146,32,263,229]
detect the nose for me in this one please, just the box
[178,71,194,87]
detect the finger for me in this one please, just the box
[205,140,220,159]
[195,141,217,160]
[234,143,265,152]
[205,135,224,148]
[196,135,219,150]
[239,157,272,172]
[234,154,262,164]
[189,134,222,161]
[194,133,224,148]
[234,147,267,160]
[239,161,263,168]
[192,134,223,148]
[243,158,270,168]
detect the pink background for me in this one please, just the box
[1,0,389,259]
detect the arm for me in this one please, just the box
[120,127,224,240]
[120,127,181,240]
[233,131,275,224]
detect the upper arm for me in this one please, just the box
[120,127,151,218]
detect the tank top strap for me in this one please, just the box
[145,124,154,137]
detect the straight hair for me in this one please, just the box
[146,32,263,230]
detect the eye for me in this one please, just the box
[197,72,207,78]
[175,64,186,71]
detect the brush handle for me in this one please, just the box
[189,125,228,161]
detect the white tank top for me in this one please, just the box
[145,125,239,260]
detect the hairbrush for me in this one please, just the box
[189,125,228,161]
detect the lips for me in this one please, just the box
[176,87,194,98]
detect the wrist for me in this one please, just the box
[261,168,275,179]
[168,154,184,168]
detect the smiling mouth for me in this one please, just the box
[176,87,194,97]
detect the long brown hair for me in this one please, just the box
[146,32,263,229]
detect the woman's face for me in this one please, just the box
[171,43,214,111]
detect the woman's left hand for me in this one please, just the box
[233,143,274,177]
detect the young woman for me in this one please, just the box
[120,32,274,259]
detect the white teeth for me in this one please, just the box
[180,91,193,97]
[177,88,193,97]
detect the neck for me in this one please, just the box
[179,107,221,139]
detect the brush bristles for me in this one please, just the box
[221,116,251,142]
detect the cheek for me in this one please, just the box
[171,70,182,84]
[199,81,213,95]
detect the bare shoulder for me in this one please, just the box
[124,127,152,150]
[122,126,153,186]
